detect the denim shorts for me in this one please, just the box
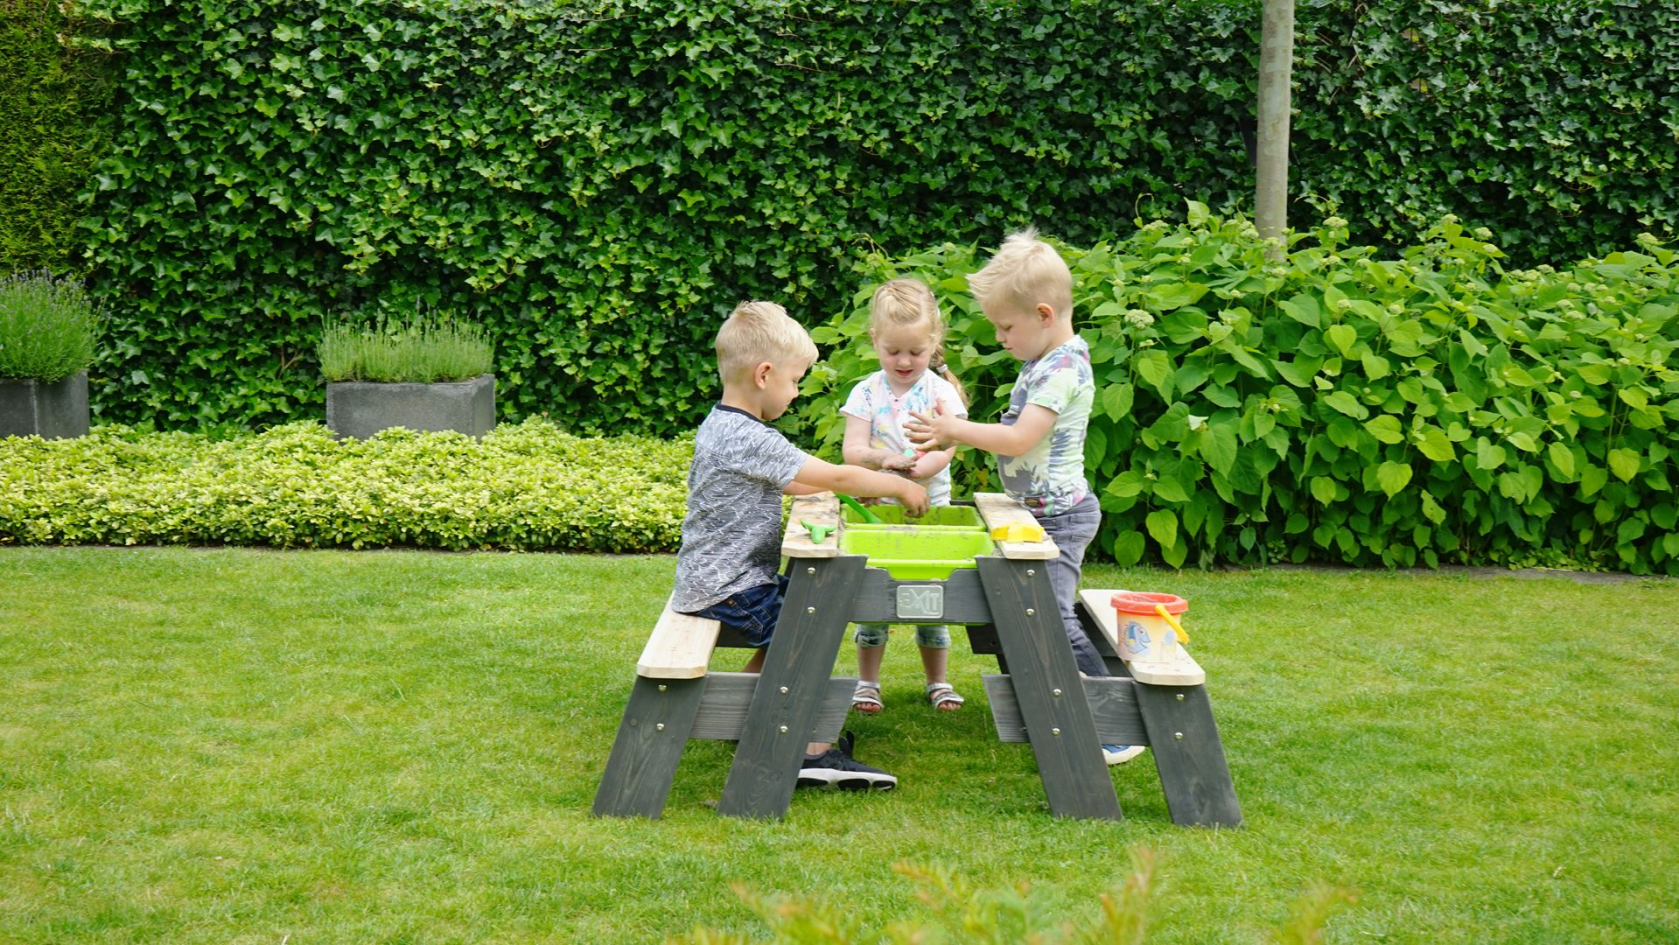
[687,574,788,648]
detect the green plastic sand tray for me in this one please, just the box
[840,505,984,529]
[838,526,996,580]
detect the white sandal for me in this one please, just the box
[852,680,883,715]
[926,682,964,711]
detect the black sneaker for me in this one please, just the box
[797,731,897,791]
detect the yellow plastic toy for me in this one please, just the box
[989,522,1047,543]
[1153,603,1190,644]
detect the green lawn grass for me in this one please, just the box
[2,548,1675,943]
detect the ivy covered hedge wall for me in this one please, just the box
[72,0,1679,432]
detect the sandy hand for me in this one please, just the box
[880,453,916,473]
[896,481,930,518]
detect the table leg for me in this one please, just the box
[717,555,867,819]
[976,557,1123,821]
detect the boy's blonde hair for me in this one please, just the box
[714,300,818,383]
[869,278,967,407]
[964,227,1074,320]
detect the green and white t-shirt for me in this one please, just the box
[996,337,1094,517]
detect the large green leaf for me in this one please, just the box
[1415,426,1456,462]
[1376,461,1413,497]
[1609,448,1642,482]
[1145,509,1178,550]
[1278,294,1321,327]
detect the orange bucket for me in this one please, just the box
[1110,592,1188,663]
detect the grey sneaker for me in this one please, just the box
[1103,745,1146,765]
[797,730,898,791]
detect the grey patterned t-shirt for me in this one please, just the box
[671,405,810,612]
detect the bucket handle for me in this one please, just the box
[1154,604,1189,644]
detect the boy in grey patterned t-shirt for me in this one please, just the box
[671,301,928,790]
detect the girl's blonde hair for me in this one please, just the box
[868,278,967,407]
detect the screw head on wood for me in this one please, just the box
[807,566,816,574]
[1176,693,1185,702]
[807,606,816,614]
[1052,688,1062,697]
[1025,608,1036,616]
[658,684,667,692]
[655,723,665,731]
[778,725,789,734]
[1027,569,1036,576]
[1175,731,1184,740]
[779,686,789,694]
[1051,727,1062,736]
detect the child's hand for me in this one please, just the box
[905,405,956,451]
[896,480,931,518]
[906,451,946,481]
[880,453,916,473]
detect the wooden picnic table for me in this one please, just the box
[594,492,1241,826]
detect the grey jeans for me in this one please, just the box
[1036,494,1106,677]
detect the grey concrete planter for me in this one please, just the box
[0,371,89,440]
[326,374,495,439]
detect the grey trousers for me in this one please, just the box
[1036,494,1107,677]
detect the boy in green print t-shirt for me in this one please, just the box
[907,228,1144,766]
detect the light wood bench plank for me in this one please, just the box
[974,492,1059,560]
[1078,588,1206,686]
[637,601,723,679]
[781,492,841,559]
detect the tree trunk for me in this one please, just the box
[1256,0,1295,261]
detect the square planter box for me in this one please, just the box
[326,374,495,439]
[0,371,89,440]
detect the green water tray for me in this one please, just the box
[838,526,996,580]
[840,505,984,530]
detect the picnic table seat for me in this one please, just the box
[592,597,856,819]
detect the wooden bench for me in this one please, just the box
[593,598,857,819]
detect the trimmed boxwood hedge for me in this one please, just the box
[0,420,688,552]
[65,0,1679,434]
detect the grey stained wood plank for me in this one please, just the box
[592,675,709,819]
[689,672,856,743]
[718,555,868,819]
[848,567,994,625]
[1133,684,1243,828]
[975,556,1124,821]
[982,675,1150,745]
